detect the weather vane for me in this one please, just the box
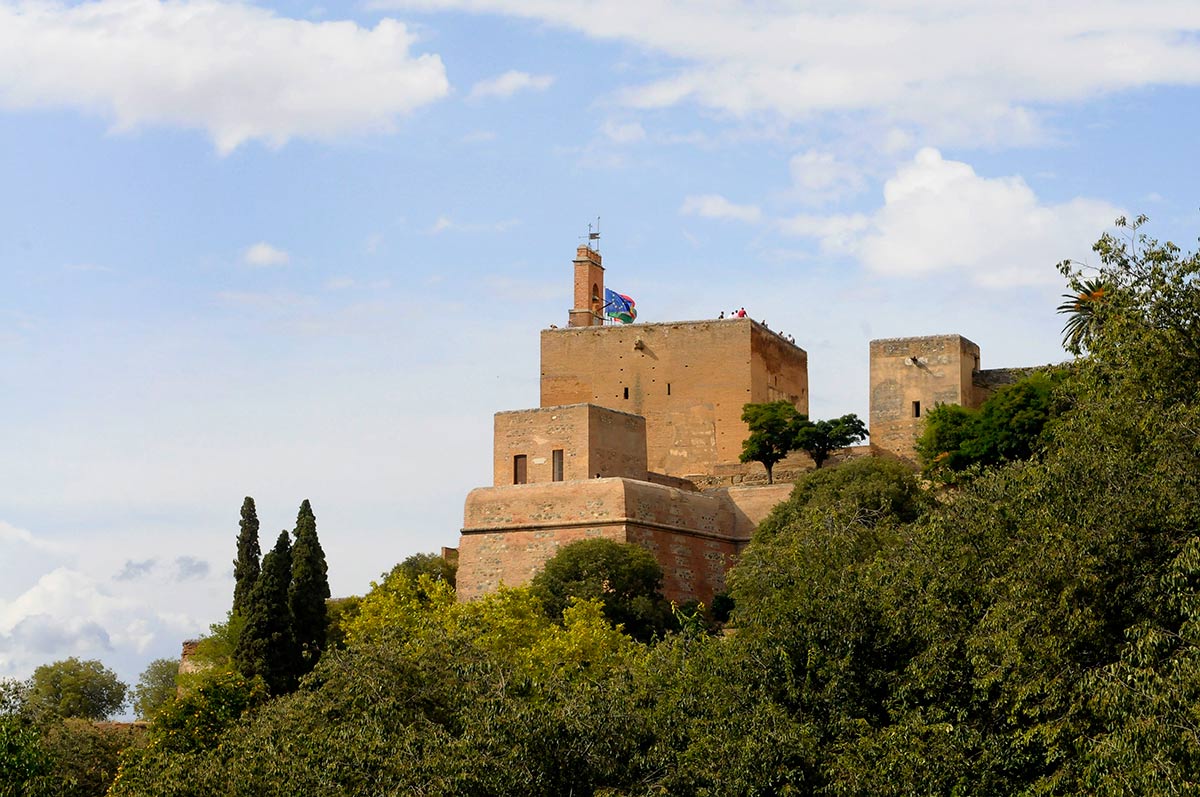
[581,216,601,252]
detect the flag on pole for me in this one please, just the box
[604,288,637,324]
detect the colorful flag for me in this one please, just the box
[604,288,637,324]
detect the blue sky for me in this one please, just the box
[3,0,1199,700]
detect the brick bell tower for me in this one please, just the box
[568,245,605,327]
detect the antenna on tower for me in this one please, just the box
[581,216,600,252]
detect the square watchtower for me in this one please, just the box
[869,334,983,462]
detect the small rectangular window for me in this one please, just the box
[623,387,629,399]
[667,383,671,396]
[912,401,921,418]
[552,449,564,482]
[513,455,527,484]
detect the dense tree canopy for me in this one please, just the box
[132,659,180,720]
[388,550,458,588]
[2,670,142,797]
[915,370,1060,480]
[530,538,673,642]
[26,658,127,721]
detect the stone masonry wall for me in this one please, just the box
[540,319,808,479]
[459,477,775,604]
[493,404,647,486]
[869,335,982,463]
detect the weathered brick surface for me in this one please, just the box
[540,319,808,478]
[569,246,606,328]
[704,483,795,538]
[869,335,982,463]
[458,478,784,603]
[493,404,647,485]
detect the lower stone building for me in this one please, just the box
[457,401,795,603]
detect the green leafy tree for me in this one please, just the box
[912,402,976,474]
[231,496,261,618]
[388,550,458,588]
[0,716,49,797]
[288,499,330,677]
[530,538,673,642]
[39,718,145,797]
[112,586,649,797]
[968,371,1058,462]
[131,658,179,720]
[739,400,802,483]
[793,412,869,468]
[27,658,127,721]
[234,531,297,694]
[916,371,1058,480]
[344,571,457,648]
[181,611,246,683]
[324,596,362,651]
[109,671,266,796]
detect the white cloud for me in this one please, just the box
[0,567,182,674]
[0,520,69,554]
[781,148,1122,287]
[779,212,869,252]
[427,216,518,234]
[467,70,554,100]
[243,242,290,266]
[789,149,865,203]
[680,194,761,224]
[370,0,1200,145]
[882,128,915,155]
[0,0,450,154]
[602,119,646,143]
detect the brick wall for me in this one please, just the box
[493,403,647,486]
[869,335,982,462]
[458,477,789,604]
[540,319,808,478]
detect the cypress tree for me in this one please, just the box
[233,530,296,694]
[231,496,261,618]
[289,499,330,676]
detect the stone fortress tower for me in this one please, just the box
[869,336,1028,463]
[453,244,1028,604]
